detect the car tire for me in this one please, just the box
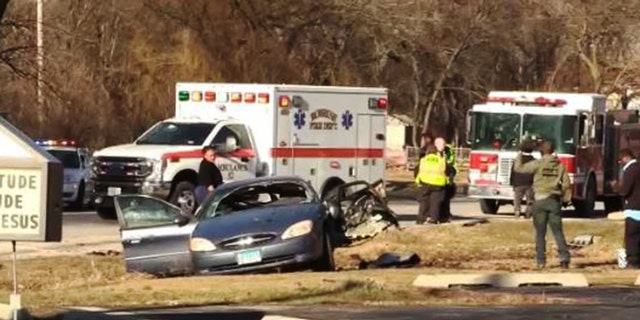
[170,181,197,214]
[311,232,335,272]
[70,181,85,211]
[96,206,117,220]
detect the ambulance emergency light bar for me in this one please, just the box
[485,96,567,107]
[34,139,77,147]
[178,90,270,104]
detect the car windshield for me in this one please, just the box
[135,122,215,145]
[47,150,80,169]
[523,114,577,154]
[469,112,521,151]
[202,181,316,219]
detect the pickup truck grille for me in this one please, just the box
[93,156,152,182]
[498,157,514,185]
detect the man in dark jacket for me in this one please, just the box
[511,140,535,218]
[616,148,640,269]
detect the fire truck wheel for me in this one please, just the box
[604,196,624,214]
[574,177,596,217]
[480,199,499,214]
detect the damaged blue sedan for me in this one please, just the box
[114,176,398,276]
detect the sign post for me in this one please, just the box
[0,116,63,319]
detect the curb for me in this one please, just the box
[413,272,589,288]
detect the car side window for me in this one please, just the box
[212,124,252,149]
[115,196,181,229]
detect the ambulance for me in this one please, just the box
[466,91,640,217]
[90,83,388,219]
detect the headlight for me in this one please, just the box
[145,158,167,181]
[281,220,313,240]
[189,237,216,252]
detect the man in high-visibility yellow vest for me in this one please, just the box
[414,145,448,224]
[435,137,457,223]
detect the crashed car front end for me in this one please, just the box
[324,179,400,244]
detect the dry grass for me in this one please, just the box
[0,220,632,316]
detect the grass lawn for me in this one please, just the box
[0,219,635,317]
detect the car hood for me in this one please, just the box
[93,143,200,159]
[193,203,324,242]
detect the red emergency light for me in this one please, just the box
[244,93,256,103]
[368,97,388,110]
[278,95,291,108]
[258,93,270,104]
[230,92,242,103]
[204,91,216,102]
[35,139,77,147]
[533,97,566,106]
[486,97,516,103]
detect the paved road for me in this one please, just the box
[57,287,640,319]
[0,196,608,259]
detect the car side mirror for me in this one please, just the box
[328,203,340,219]
[173,215,190,227]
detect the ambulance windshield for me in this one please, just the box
[523,114,576,154]
[469,112,521,151]
[136,122,216,145]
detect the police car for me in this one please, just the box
[34,139,93,210]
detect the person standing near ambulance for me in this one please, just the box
[195,146,224,205]
[414,145,448,224]
[514,141,571,269]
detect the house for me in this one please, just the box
[386,114,414,167]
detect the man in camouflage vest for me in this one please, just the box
[514,140,572,269]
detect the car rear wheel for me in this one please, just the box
[311,232,335,272]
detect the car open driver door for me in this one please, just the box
[114,194,196,276]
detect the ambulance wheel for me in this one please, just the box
[574,177,596,217]
[480,199,499,214]
[170,181,197,214]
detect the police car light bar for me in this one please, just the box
[34,139,77,146]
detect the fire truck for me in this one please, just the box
[91,83,388,219]
[466,91,640,217]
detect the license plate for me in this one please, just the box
[236,250,262,265]
[107,187,121,196]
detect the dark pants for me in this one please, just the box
[532,197,570,265]
[440,184,456,222]
[417,184,445,223]
[625,218,640,268]
[195,185,210,205]
[513,185,534,217]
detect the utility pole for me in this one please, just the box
[36,0,44,130]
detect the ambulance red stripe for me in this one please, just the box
[270,147,383,158]
[161,148,256,161]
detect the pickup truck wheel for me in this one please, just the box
[170,181,196,214]
[70,181,85,211]
[480,199,499,214]
[96,207,117,220]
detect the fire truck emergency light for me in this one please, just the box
[486,96,567,107]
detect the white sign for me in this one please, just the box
[0,134,31,158]
[0,169,42,235]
